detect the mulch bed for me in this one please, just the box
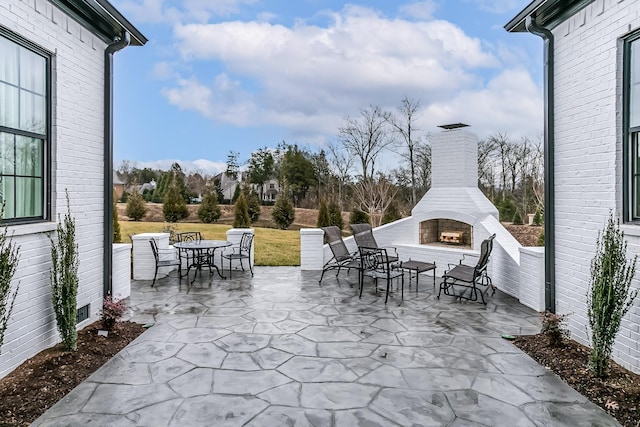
[514,334,640,426]
[0,321,144,427]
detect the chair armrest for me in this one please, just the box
[460,253,479,264]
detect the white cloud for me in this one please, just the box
[133,159,227,175]
[463,0,522,14]
[114,0,258,24]
[399,1,438,20]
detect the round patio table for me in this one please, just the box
[174,240,232,282]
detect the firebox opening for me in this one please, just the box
[419,219,473,248]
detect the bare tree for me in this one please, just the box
[386,96,422,205]
[351,174,399,227]
[478,137,497,198]
[489,132,511,199]
[339,105,394,180]
[327,141,354,210]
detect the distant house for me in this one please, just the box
[506,0,640,373]
[0,0,146,379]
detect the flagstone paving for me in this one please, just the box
[33,267,619,426]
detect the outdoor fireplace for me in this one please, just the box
[419,218,472,248]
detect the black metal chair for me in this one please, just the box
[149,238,181,287]
[319,226,360,284]
[222,232,254,278]
[438,234,496,304]
[350,223,399,262]
[358,247,404,304]
[176,231,211,275]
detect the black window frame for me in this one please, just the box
[0,26,51,224]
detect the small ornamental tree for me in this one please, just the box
[328,201,343,230]
[126,187,146,221]
[0,207,20,354]
[244,187,261,223]
[163,181,189,223]
[349,209,370,225]
[316,199,331,228]
[512,210,524,225]
[233,192,251,228]
[198,190,221,223]
[587,212,638,377]
[51,192,79,351]
[272,183,295,230]
[532,208,543,226]
[113,190,121,243]
[101,296,127,331]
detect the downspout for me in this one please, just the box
[104,32,130,298]
[526,16,555,313]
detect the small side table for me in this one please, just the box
[400,260,437,292]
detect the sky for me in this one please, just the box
[110,0,542,176]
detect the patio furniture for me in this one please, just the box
[359,246,404,304]
[149,238,182,287]
[350,223,399,262]
[174,240,232,283]
[221,232,254,278]
[176,231,208,273]
[318,226,360,284]
[438,234,496,304]
[399,259,437,292]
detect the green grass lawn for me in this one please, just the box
[119,222,301,266]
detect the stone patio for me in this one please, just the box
[33,267,619,426]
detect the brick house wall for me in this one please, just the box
[550,0,640,372]
[0,0,108,379]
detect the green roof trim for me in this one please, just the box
[50,0,147,46]
[504,0,595,32]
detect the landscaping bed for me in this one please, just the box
[0,321,144,427]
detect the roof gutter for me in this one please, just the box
[525,15,555,313]
[103,31,130,298]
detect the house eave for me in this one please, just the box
[50,0,147,46]
[504,0,595,33]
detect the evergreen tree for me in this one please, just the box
[512,210,524,225]
[232,185,241,203]
[316,199,331,228]
[349,209,370,225]
[163,181,189,222]
[213,178,225,204]
[272,182,295,229]
[381,202,401,225]
[113,190,121,243]
[233,192,251,228]
[126,187,147,221]
[532,208,543,226]
[198,190,221,223]
[243,186,261,223]
[328,201,344,230]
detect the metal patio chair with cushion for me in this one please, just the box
[149,238,182,287]
[222,232,254,278]
[358,246,404,304]
[319,226,360,284]
[438,233,496,304]
[350,223,399,262]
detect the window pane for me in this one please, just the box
[19,47,45,95]
[0,176,15,219]
[19,90,45,133]
[631,40,640,128]
[0,133,15,175]
[15,177,41,217]
[16,136,41,177]
[0,37,18,85]
[0,82,19,129]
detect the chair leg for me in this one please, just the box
[151,265,158,287]
[248,255,253,277]
[229,257,232,279]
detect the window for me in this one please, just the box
[0,31,49,222]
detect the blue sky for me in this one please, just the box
[110,0,541,175]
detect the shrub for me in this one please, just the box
[119,191,129,203]
[328,201,343,230]
[512,210,524,225]
[272,185,295,230]
[101,296,127,331]
[0,207,19,354]
[316,199,331,228]
[382,203,401,225]
[541,311,569,347]
[532,208,543,226]
[163,181,189,223]
[233,192,251,228]
[245,189,261,223]
[495,197,516,222]
[537,229,545,246]
[349,209,370,225]
[161,223,178,244]
[126,187,147,221]
[113,190,121,243]
[198,191,221,223]
[232,185,241,204]
[51,192,79,351]
[587,212,638,377]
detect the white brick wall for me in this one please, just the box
[519,247,545,312]
[112,244,131,300]
[551,0,640,373]
[0,0,110,379]
[300,228,324,270]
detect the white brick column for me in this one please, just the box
[112,243,131,299]
[300,228,325,271]
[132,233,171,281]
[225,228,255,269]
[519,247,545,312]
